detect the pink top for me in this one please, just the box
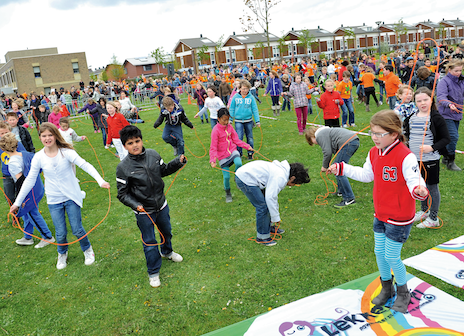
[48,112,62,128]
[210,123,251,163]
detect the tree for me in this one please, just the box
[100,70,108,82]
[109,54,125,81]
[437,23,447,42]
[393,18,408,47]
[196,45,210,66]
[343,28,356,54]
[277,34,289,61]
[297,29,316,57]
[254,40,265,60]
[214,35,224,66]
[239,0,281,66]
[150,47,168,74]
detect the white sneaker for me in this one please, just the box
[414,210,429,222]
[57,252,68,270]
[351,124,356,127]
[83,246,95,265]
[161,251,183,262]
[35,236,55,249]
[342,124,348,128]
[16,237,34,246]
[149,274,161,288]
[416,217,439,228]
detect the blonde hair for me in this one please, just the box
[39,122,73,149]
[0,132,18,153]
[0,121,12,131]
[161,96,175,107]
[324,79,335,87]
[445,59,463,74]
[304,126,318,146]
[240,79,252,89]
[52,105,61,113]
[370,110,404,143]
[396,85,413,99]
[13,99,24,109]
[106,101,120,111]
[59,117,70,126]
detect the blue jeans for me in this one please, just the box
[162,124,184,155]
[334,138,359,201]
[388,96,397,110]
[250,89,261,103]
[235,121,254,156]
[378,84,386,103]
[235,177,271,239]
[340,98,355,125]
[23,207,53,239]
[210,118,218,129]
[221,96,229,105]
[127,119,144,124]
[135,205,173,276]
[373,218,412,243]
[48,200,90,254]
[198,104,207,121]
[356,85,364,96]
[100,127,107,147]
[444,119,460,155]
[282,95,291,111]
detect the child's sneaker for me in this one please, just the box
[414,210,429,222]
[248,153,253,160]
[160,251,183,262]
[416,217,439,229]
[83,246,95,265]
[57,252,68,270]
[334,199,356,208]
[35,236,55,249]
[351,124,356,127]
[342,124,348,128]
[149,274,161,288]
[270,226,285,234]
[256,237,277,246]
[16,237,34,246]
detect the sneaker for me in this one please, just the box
[330,191,343,197]
[299,131,303,135]
[416,217,439,229]
[161,251,183,262]
[248,153,253,160]
[16,237,34,246]
[351,124,356,127]
[413,210,429,222]
[57,252,68,270]
[149,274,161,288]
[110,144,115,148]
[379,101,383,106]
[35,236,55,249]
[97,129,101,133]
[270,226,285,234]
[342,124,348,128]
[256,237,277,246]
[83,246,95,265]
[334,199,356,208]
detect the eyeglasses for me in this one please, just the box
[368,130,390,138]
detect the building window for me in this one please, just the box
[72,62,80,74]
[232,50,236,62]
[373,37,378,46]
[327,40,333,51]
[226,51,230,63]
[248,49,254,61]
[9,70,15,82]
[33,66,41,78]
[210,52,216,65]
[356,39,360,49]
[143,65,152,71]
[272,46,279,58]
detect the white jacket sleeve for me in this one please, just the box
[265,174,287,223]
[13,155,41,207]
[403,153,428,200]
[64,150,106,186]
[339,152,375,183]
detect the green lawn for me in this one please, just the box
[1,95,463,336]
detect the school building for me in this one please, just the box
[173,17,464,70]
[0,47,90,95]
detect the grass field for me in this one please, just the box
[1,94,463,336]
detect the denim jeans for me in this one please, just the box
[282,95,291,111]
[444,119,460,155]
[198,104,207,121]
[23,207,53,239]
[2,175,15,205]
[221,96,229,105]
[100,127,107,147]
[378,84,386,103]
[334,138,359,201]
[340,98,355,125]
[234,121,254,156]
[373,217,412,243]
[210,118,218,130]
[388,96,397,110]
[250,89,261,103]
[48,200,90,254]
[235,177,271,239]
[135,205,173,275]
[162,124,185,155]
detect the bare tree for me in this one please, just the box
[239,0,280,66]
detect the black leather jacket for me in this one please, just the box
[116,148,185,213]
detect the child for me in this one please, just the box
[10,122,110,270]
[376,61,386,104]
[337,71,355,127]
[384,65,402,109]
[48,105,62,128]
[327,110,428,313]
[303,77,316,115]
[229,79,260,159]
[356,64,366,103]
[394,85,417,121]
[6,112,35,153]
[59,117,86,145]
[264,70,283,116]
[235,160,310,246]
[318,67,329,91]
[192,83,209,124]
[218,77,233,105]
[210,108,252,203]
[57,100,70,118]
[194,86,225,129]
[89,97,109,146]
[0,133,55,248]
[305,126,359,208]
[116,125,186,288]
[404,87,450,228]
[287,74,318,135]
[281,74,291,112]
[154,96,194,156]
[105,101,130,160]
[360,67,379,111]
[316,79,343,127]
[37,104,48,125]
[77,99,98,133]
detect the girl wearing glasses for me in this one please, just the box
[327,110,428,314]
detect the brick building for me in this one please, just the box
[123,57,168,79]
[0,47,90,95]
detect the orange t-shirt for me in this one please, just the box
[337,81,353,99]
[305,82,315,99]
[361,73,375,88]
[377,69,386,82]
[426,65,437,73]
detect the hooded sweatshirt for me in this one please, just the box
[229,92,260,123]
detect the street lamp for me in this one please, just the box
[376,21,382,55]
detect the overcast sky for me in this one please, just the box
[1,0,463,69]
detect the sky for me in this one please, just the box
[0,0,463,70]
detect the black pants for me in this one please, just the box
[364,87,378,105]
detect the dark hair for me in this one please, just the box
[207,85,218,95]
[289,163,311,184]
[99,97,107,104]
[217,107,230,119]
[120,125,143,145]
[414,86,438,111]
[385,65,394,72]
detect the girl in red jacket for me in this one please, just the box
[327,110,428,314]
[104,101,129,160]
[316,79,343,127]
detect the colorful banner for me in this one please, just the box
[203,273,464,336]
[404,235,464,289]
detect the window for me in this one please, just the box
[232,50,236,62]
[356,39,360,48]
[373,37,378,46]
[248,49,254,61]
[327,40,333,51]
[9,70,15,82]
[72,62,80,74]
[33,66,41,78]
[272,46,279,58]
[143,65,152,71]
[226,51,230,63]
[210,52,216,65]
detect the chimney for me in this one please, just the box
[233,31,235,35]
[318,25,320,29]
[200,34,203,38]
[341,24,343,27]
[363,23,365,26]
[292,27,294,31]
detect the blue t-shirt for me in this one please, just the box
[1,142,27,176]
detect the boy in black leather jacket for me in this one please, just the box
[116,125,187,288]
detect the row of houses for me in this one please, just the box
[174,18,464,72]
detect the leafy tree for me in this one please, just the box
[100,70,108,82]
[343,28,356,52]
[254,40,265,60]
[109,54,124,81]
[437,23,447,42]
[239,0,280,66]
[297,29,316,57]
[277,34,289,61]
[214,35,224,65]
[150,47,167,66]
[196,45,210,65]
[393,18,408,46]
